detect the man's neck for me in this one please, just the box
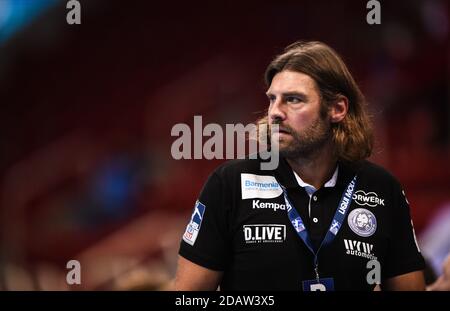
[286,142,337,190]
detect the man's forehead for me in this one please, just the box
[266,70,317,94]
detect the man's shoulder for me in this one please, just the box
[357,160,401,186]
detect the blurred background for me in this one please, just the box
[0,0,448,290]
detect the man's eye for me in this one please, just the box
[268,96,276,103]
[286,96,301,103]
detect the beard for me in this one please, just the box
[271,115,332,159]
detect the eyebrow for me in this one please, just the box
[266,91,308,101]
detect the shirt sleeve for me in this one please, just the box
[382,181,425,279]
[178,171,230,271]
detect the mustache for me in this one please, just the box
[269,122,292,134]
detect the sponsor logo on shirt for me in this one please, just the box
[344,239,377,260]
[243,224,286,244]
[347,208,377,237]
[241,173,282,200]
[183,201,206,246]
[252,200,286,211]
[353,190,385,207]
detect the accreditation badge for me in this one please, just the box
[302,278,335,291]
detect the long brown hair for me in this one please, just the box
[261,41,373,163]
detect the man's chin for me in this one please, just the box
[278,144,315,159]
[278,145,298,158]
[278,149,296,159]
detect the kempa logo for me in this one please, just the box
[252,200,285,211]
[243,224,286,244]
[344,239,377,261]
[353,190,385,207]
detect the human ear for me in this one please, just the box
[329,96,349,123]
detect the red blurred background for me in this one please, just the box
[0,0,449,290]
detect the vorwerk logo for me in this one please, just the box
[353,190,385,207]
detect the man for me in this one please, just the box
[174,41,425,290]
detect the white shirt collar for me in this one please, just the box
[292,165,339,194]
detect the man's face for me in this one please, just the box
[266,70,331,159]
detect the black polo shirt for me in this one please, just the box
[179,156,425,290]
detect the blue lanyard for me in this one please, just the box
[279,175,358,281]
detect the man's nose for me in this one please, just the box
[268,99,286,123]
